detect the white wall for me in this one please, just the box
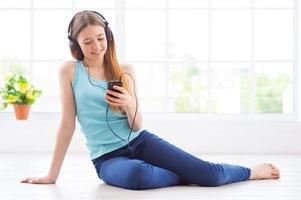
[0,113,300,154]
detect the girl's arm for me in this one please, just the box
[121,64,143,131]
[20,62,77,184]
[105,64,143,131]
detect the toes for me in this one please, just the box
[271,171,280,179]
[272,169,280,174]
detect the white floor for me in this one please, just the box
[1,153,300,200]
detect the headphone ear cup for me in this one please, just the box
[105,27,113,43]
[69,40,84,60]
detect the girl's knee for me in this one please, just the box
[197,172,224,187]
[126,164,153,190]
[101,161,153,190]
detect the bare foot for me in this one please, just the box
[249,163,280,180]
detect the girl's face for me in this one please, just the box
[77,25,107,61]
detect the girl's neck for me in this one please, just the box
[83,58,105,69]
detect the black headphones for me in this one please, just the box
[68,10,113,60]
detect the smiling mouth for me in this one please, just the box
[92,50,102,55]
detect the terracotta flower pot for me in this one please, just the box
[13,104,31,120]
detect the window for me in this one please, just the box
[0,0,296,116]
[125,0,295,113]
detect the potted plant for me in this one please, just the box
[0,73,42,120]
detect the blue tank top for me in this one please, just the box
[71,60,141,160]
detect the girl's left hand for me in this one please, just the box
[104,85,135,109]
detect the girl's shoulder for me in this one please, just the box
[59,61,77,83]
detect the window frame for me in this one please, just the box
[0,0,299,120]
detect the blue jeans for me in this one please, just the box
[92,130,251,190]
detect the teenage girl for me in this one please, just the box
[21,10,280,190]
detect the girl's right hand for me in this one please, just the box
[20,175,56,184]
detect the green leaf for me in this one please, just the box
[0,103,8,110]
[25,97,35,105]
[18,75,27,83]
[34,90,42,97]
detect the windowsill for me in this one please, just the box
[0,111,298,121]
